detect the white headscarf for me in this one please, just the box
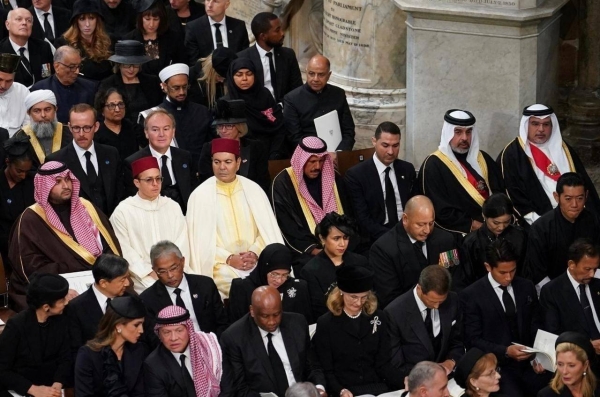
[518,104,569,206]
[438,110,483,177]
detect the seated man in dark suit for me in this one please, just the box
[370,195,462,308]
[184,0,249,65]
[237,12,302,103]
[0,8,53,87]
[140,240,229,336]
[220,285,326,397]
[46,103,122,216]
[67,254,131,359]
[385,265,464,381]
[28,0,70,46]
[124,108,195,214]
[145,305,227,397]
[460,239,550,397]
[540,238,600,355]
[30,46,99,123]
[345,122,417,245]
[403,361,450,397]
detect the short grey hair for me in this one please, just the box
[407,361,445,394]
[285,383,320,397]
[144,108,176,130]
[150,240,183,268]
[54,46,80,63]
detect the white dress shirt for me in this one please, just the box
[413,286,440,337]
[256,44,275,98]
[171,345,194,379]
[91,284,111,314]
[408,235,427,259]
[372,154,403,224]
[487,273,516,313]
[567,270,600,334]
[258,327,296,387]
[208,16,229,49]
[149,145,177,184]
[33,6,55,37]
[73,141,99,175]
[165,275,201,331]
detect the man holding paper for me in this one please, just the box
[283,55,355,151]
[460,239,550,397]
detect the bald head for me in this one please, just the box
[6,8,33,42]
[403,195,435,242]
[250,286,283,332]
[306,55,331,93]
[307,55,330,71]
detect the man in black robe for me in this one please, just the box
[271,136,353,273]
[418,109,504,236]
[497,104,600,227]
[523,172,600,294]
[7,161,121,311]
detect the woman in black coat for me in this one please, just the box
[312,266,402,397]
[74,296,149,397]
[301,213,369,320]
[229,243,312,324]
[0,274,72,397]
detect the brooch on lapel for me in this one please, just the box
[371,316,381,334]
[183,164,188,168]
[228,30,232,33]
[105,160,110,165]
[287,287,297,298]
[193,294,198,299]
[6,199,11,204]
[439,249,460,268]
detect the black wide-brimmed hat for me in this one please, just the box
[336,266,374,293]
[0,53,20,74]
[212,99,246,126]
[71,0,102,23]
[109,40,151,65]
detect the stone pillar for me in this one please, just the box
[564,0,600,171]
[321,0,407,148]
[395,0,568,165]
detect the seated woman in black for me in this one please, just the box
[312,266,402,397]
[228,243,312,323]
[462,193,527,285]
[301,213,369,320]
[197,99,270,192]
[454,348,506,397]
[74,296,148,397]
[0,274,71,397]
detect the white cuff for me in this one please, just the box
[535,276,551,297]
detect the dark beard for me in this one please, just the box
[31,120,57,139]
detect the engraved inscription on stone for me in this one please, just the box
[426,0,520,9]
[323,0,371,50]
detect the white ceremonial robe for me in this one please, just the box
[0,83,29,136]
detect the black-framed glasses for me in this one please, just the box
[120,64,141,69]
[216,124,235,131]
[69,125,94,133]
[105,102,126,110]
[57,62,81,71]
[137,176,163,184]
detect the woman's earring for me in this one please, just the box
[117,328,122,334]
[584,372,587,376]
[475,387,480,391]
[340,292,343,296]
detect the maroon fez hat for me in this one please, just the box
[211,138,240,156]
[131,156,159,177]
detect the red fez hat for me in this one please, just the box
[131,156,159,177]
[211,138,240,157]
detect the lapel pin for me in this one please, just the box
[105,160,110,164]
[183,164,188,168]
[229,30,232,33]
[401,175,404,179]
[193,294,198,299]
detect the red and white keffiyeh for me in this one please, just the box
[155,306,222,397]
[290,136,338,224]
[34,161,102,257]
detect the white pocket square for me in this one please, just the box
[451,320,457,326]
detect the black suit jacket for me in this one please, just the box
[184,15,249,64]
[384,289,464,380]
[370,224,460,308]
[144,344,189,397]
[140,273,229,337]
[29,6,71,45]
[344,157,417,243]
[540,272,600,338]
[236,45,303,102]
[46,142,122,215]
[460,275,540,364]
[220,312,325,397]
[0,36,53,86]
[66,286,104,361]
[123,146,194,213]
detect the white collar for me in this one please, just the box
[149,145,172,159]
[165,273,189,294]
[487,272,506,289]
[413,286,428,314]
[73,140,96,158]
[256,44,272,59]
[258,325,281,339]
[34,6,53,18]
[567,269,584,291]
[9,38,28,54]
[372,152,392,175]
[208,15,226,25]
[91,284,111,308]
[171,344,191,361]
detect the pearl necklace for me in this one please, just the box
[343,309,362,319]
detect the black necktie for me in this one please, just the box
[413,241,428,268]
[424,308,434,340]
[266,52,277,96]
[267,333,289,397]
[161,155,173,187]
[213,23,223,48]
[174,288,187,310]
[384,167,398,226]
[499,285,516,317]
[579,284,600,339]
[43,13,54,42]
[180,354,196,397]
[18,47,33,86]
[84,151,97,185]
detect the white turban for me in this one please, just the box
[159,63,189,83]
[24,90,57,111]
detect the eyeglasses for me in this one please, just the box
[346,294,369,303]
[483,368,501,378]
[69,125,94,133]
[121,64,141,69]
[217,124,236,131]
[57,62,81,72]
[155,262,182,276]
[267,272,290,282]
[166,84,190,92]
[105,102,126,110]
[137,176,164,184]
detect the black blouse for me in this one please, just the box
[94,119,141,161]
